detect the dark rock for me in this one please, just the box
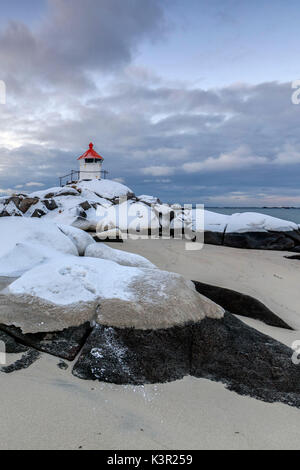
[285,255,300,260]
[42,198,58,211]
[0,322,92,361]
[72,315,300,408]
[290,246,300,253]
[79,201,92,211]
[44,192,55,199]
[191,312,300,407]
[223,232,295,250]
[0,211,9,217]
[192,280,292,330]
[58,190,79,196]
[72,324,191,385]
[7,196,21,209]
[0,330,28,354]
[0,350,40,374]
[19,197,39,213]
[31,209,46,218]
[204,231,224,246]
[77,209,87,219]
[57,361,69,370]
[284,230,300,244]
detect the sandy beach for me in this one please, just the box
[1,240,300,450]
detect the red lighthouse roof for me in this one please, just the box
[77,142,104,161]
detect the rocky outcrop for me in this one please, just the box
[72,324,191,384]
[42,199,58,211]
[2,309,300,408]
[285,254,300,260]
[0,322,92,360]
[72,313,300,408]
[31,208,46,218]
[19,197,39,213]
[192,280,292,329]
[223,231,295,250]
[1,350,40,374]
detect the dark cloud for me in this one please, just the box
[0,1,299,205]
[0,0,166,92]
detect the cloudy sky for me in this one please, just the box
[0,0,300,206]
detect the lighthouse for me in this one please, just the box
[59,143,108,186]
[77,142,104,180]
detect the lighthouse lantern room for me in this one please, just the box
[77,142,104,180]
[59,142,108,186]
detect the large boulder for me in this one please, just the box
[73,179,135,201]
[72,311,300,410]
[19,197,39,213]
[0,257,223,333]
[223,231,295,250]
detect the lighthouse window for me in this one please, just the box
[85,158,95,163]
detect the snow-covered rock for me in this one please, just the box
[58,224,95,256]
[99,200,160,234]
[225,212,298,234]
[73,179,134,201]
[85,243,156,269]
[1,257,224,333]
[204,210,228,233]
[0,201,23,217]
[0,217,78,276]
[137,195,161,206]
[2,179,300,251]
[29,187,63,199]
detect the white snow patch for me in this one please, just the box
[0,217,78,276]
[58,224,95,256]
[8,257,143,305]
[85,243,157,269]
[73,179,133,200]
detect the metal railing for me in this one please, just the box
[59,170,109,187]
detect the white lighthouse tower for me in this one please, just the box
[77,142,104,180]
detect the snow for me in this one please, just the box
[73,179,133,200]
[2,201,23,217]
[41,195,97,229]
[2,180,300,239]
[58,224,95,256]
[85,243,157,269]
[29,187,63,199]
[96,201,160,233]
[225,212,298,233]
[203,210,229,233]
[0,213,224,332]
[77,187,113,207]
[25,200,48,217]
[195,210,299,234]
[8,257,143,305]
[137,195,161,205]
[0,217,78,276]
